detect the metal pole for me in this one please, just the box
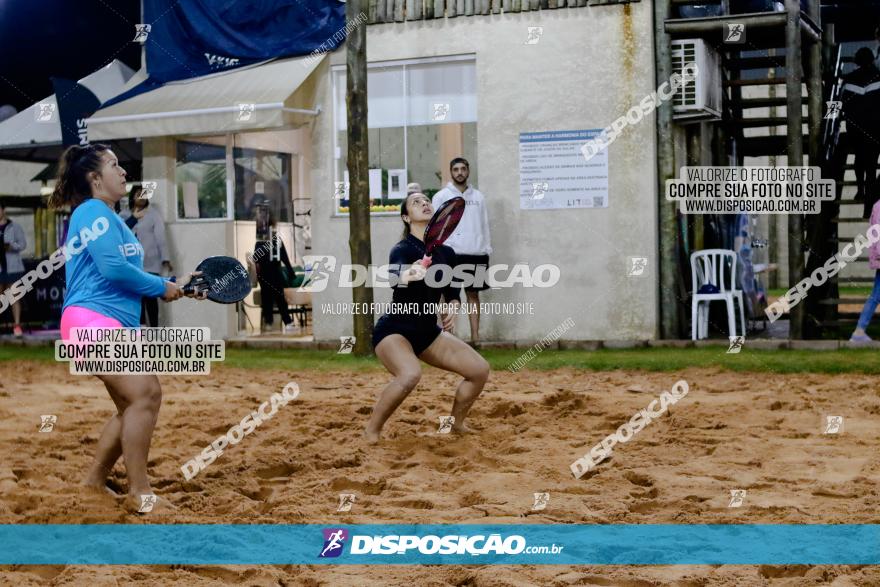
[785,0,805,339]
[689,124,704,251]
[768,49,779,290]
[346,0,374,355]
[807,0,822,166]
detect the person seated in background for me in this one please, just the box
[122,185,171,327]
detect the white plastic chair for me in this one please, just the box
[690,249,746,340]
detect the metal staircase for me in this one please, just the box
[808,45,877,335]
[662,1,880,338]
[729,42,877,336]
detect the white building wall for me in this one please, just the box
[311,5,659,342]
[141,124,313,339]
[142,137,237,338]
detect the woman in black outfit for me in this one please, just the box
[365,192,490,443]
[255,211,297,334]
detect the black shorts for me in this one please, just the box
[372,315,442,356]
[0,270,24,285]
[455,254,490,292]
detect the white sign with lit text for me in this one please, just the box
[519,129,608,210]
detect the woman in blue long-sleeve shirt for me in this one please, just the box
[49,144,201,511]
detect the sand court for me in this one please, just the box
[0,360,878,585]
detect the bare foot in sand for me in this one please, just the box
[363,429,381,444]
[81,481,120,498]
[79,483,122,510]
[452,423,476,435]
[124,493,177,514]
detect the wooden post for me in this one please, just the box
[34,208,43,259]
[47,208,56,252]
[785,0,805,339]
[654,0,681,338]
[407,0,422,20]
[346,0,375,355]
[803,0,827,336]
[41,206,48,257]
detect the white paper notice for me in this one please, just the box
[387,169,407,199]
[369,169,382,199]
[519,129,609,210]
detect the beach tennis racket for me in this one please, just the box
[178,256,252,304]
[420,196,466,268]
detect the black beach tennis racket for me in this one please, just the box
[177,256,252,304]
[420,196,466,267]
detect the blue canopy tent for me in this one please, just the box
[103,0,346,108]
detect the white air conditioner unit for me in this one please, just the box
[671,39,722,122]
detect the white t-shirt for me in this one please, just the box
[431,183,492,256]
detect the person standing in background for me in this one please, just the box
[122,186,171,327]
[255,209,298,334]
[432,158,492,346]
[0,203,27,336]
[841,47,880,218]
[850,199,880,343]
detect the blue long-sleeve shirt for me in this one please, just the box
[62,198,168,327]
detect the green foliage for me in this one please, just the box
[5,345,878,375]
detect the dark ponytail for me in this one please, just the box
[127,184,143,210]
[400,193,416,239]
[48,144,111,210]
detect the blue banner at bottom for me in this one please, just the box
[1,524,877,565]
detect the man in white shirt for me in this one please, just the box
[432,157,492,346]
